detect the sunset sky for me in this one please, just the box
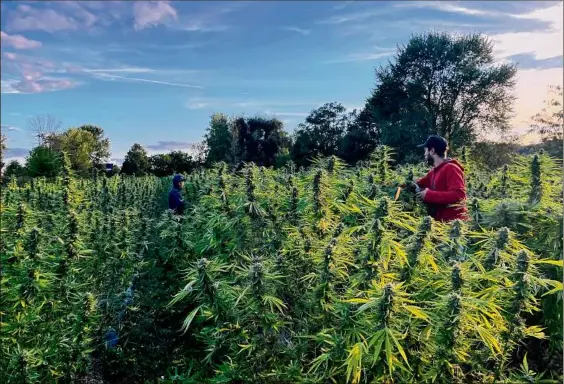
[1,1,562,163]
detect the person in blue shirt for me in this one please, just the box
[168,174,186,215]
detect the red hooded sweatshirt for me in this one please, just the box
[416,159,468,222]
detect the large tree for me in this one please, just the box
[27,114,62,146]
[25,146,61,178]
[291,102,353,166]
[338,107,381,164]
[121,143,150,176]
[149,153,173,177]
[2,160,26,185]
[204,113,232,165]
[529,85,563,141]
[46,128,98,176]
[78,124,111,168]
[366,32,516,162]
[231,116,289,167]
[149,150,196,176]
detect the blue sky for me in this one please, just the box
[1,0,562,164]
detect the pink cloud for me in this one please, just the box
[8,8,79,33]
[133,1,178,30]
[4,52,18,60]
[1,51,79,94]
[7,78,78,94]
[7,3,98,33]
[1,31,42,49]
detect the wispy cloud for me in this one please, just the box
[146,140,196,151]
[1,124,22,132]
[6,3,97,33]
[333,1,355,11]
[317,7,394,25]
[2,78,79,94]
[264,110,309,118]
[490,3,563,61]
[324,49,395,63]
[133,1,178,31]
[1,51,79,94]
[1,31,42,49]
[395,1,494,17]
[282,26,311,35]
[187,101,210,110]
[4,147,30,159]
[186,97,322,110]
[91,72,203,89]
[83,67,156,74]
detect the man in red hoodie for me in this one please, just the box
[414,135,468,222]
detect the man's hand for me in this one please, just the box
[417,188,428,201]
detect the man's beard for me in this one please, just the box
[426,154,434,166]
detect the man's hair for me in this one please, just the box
[420,135,448,157]
[432,146,448,158]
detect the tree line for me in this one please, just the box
[1,32,562,183]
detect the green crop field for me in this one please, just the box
[1,148,562,383]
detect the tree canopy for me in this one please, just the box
[231,116,290,167]
[25,146,61,178]
[365,32,517,162]
[121,143,150,176]
[204,113,232,166]
[291,102,353,167]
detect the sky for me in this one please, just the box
[1,0,563,164]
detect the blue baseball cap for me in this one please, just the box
[173,174,186,184]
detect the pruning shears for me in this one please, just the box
[394,182,421,201]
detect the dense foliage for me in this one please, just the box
[1,148,562,384]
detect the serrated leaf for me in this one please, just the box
[180,305,202,335]
[533,259,563,267]
[388,328,409,367]
[404,305,429,321]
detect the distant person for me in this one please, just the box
[168,174,186,215]
[413,135,468,222]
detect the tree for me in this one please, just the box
[168,150,196,174]
[121,143,150,176]
[149,153,173,177]
[529,85,563,141]
[78,124,111,167]
[25,146,61,178]
[27,114,62,146]
[149,151,197,176]
[46,128,98,176]
[366,32,517,163]
[204,113,232,165]
[291,102,352,166]
[0,134,6,171]
[231,116,289,166]
[338,107,381,164]
[2,160,26,185]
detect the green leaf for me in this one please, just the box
[522,352,529,372]
[542,281,563,297]
[180,305,202,334]
[309,353,330,374]
[369,329,386,364]
[404,305,429,321]
[344,342,364,384]
[384,330,393,373]
[533,259,563,267]
[476,325,501,355]
[262,295,286,313]
[388,328,409,367]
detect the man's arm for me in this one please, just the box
[423,165,465,205]
[416,171,432,189]
[174,190,186,214]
